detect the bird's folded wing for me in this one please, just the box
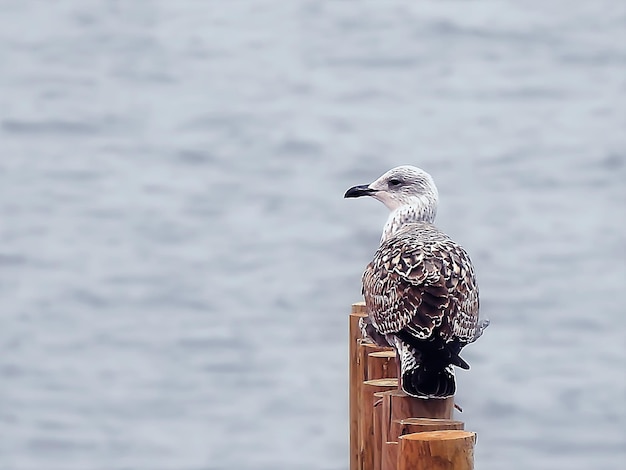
[362,230,479,344]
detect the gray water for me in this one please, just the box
[1,1,625,469]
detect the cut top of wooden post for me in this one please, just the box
[368,350,397,381]
[384,390,454,421]
[397,418,464,436]
[369,351,396,359]
[400,430,476,443]
[397,430,476,470]
[351,301,367,315]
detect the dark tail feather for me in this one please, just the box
[402,365,456,398]
[395,330,470,370]
[449,353,470,370]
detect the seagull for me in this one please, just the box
[345,165,488,398]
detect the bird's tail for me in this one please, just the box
[402,364,456,398]
[393,338,458,399]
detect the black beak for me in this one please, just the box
[344,184,376,198]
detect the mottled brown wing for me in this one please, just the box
[362,223,479,344]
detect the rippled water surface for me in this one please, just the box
[1,1,625,469]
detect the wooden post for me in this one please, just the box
[349,302,479,470]
[382,441,398,470]
[358,343,393,385]
[381,390,454,443]
[397,418,464,437]
[349,302,367,470]
[367,350,397,380]
[377,392,454,470]
[373,395,385,470]
[353,307,395,470]
[397,430,476,470]
[370,351,398,470]
[360,379,398,470]
[357,340,395,467]
[379,417,464,470]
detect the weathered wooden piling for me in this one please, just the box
[381,390,455,443]
[349,302,476,470]
[397,430,476,470]
[381,441,398,470]
[361,379,398,470]
[397,417,464,437]
[373,394,385,470]
[367,350,397,380]
[349,302,368,470]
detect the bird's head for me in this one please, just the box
[344,165,439,212]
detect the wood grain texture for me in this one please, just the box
[380,390,454,443]
[349,303,367,470]
[367,350,397,381]
[373,397,384,470]
[382,441,398,470]
[397,418,464,438]
[397,430,476,470]
[360,379,398,470]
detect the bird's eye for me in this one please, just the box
[388,178,402,187]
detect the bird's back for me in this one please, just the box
[362,222,480,345]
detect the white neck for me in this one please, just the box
[380,195,437,243]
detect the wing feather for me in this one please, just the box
[362,223,479,344]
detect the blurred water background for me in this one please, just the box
[1,1,625,469]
